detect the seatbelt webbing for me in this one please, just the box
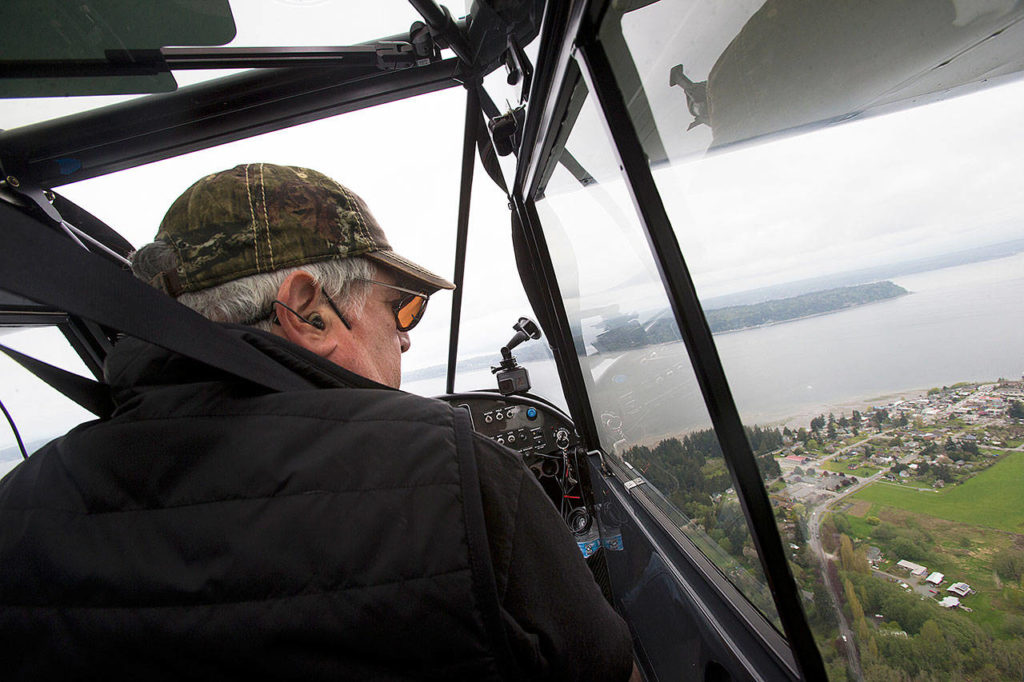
[0,202,314,393]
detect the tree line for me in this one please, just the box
[704,281,908,333]
[621,426,782,559]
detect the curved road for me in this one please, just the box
[803,428,896,681]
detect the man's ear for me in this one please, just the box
[273,270,337,357]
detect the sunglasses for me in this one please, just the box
[356,279,430,332]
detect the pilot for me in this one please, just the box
[0,163,635,680]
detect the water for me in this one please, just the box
[410,253,1024,441]
[722,253,1024,426]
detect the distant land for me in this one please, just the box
[700,236,1024,310]
[0,437,54,464]
[386,238,1024,382]
[704,281,908,333]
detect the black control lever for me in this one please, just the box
[492,317,542,396]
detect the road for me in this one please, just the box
[802,428,896,681]
[792,389,1021,679]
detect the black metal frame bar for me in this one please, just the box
[514,0,589,198]
[446,86,479,394]
[58,317,110,380]
[575,26,826,681]
[512,197,602,450]
[0,46,402,78]
[0,57,461,189]
[598,453,799,679]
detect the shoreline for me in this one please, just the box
[709,291,910,337]
[772,387,933,431]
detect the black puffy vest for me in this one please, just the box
[0,337,516,680]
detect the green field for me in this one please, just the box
[821,460,879,477]
[852,452,1024,533]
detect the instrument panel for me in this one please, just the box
[437,392,598,554]
[444,393,575,455]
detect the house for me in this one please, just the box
[938,596,960,609]
[933,480,945,489]
[866,546,882,564]
[926,572,944,585]
[947,582,973,597]
[897,560,927,577]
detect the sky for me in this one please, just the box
[2,0,1024,460]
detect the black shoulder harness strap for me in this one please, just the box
[0,201,315,397]
[451,407,521,680]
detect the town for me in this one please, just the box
[767,378,1024,680]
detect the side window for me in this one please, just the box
[535,81,781,627]
[431,155,567,410]
[598,0,1024,679]
[0,327,95,477]
[58,88,465,398]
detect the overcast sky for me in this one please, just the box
[2,1,1023,459]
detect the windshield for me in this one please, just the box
[535,80,782,628]
[579,0,1024,678]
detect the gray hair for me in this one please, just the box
[130,240,376,332]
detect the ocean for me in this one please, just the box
[407,252,1024,445]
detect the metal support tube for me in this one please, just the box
[446,86,479,394]
[0,58,461,188]
[511,198,602,451]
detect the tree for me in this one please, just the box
[839,534,856,572]
[1010,400,1024,419]
[827,422,837,440]
[915,620,948,671]
[993,548,1024,582]
[844,578,865,623]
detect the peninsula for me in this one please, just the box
[705,280,908,333]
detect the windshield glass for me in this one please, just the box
[597,0,1024,678]
[535,80,781,628]
[55,88,465,398]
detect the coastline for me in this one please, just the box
[775,387,932,430]
[709,291,911,337]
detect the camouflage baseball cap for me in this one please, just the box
[151,163,455,296]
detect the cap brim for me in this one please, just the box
[367,250,455,294]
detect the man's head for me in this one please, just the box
[131,163,454,388]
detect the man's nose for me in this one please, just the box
[398,330,411,353]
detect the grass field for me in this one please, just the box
[837,505,1023,634]
[852,452,1024,533]
[821,460,879,477]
